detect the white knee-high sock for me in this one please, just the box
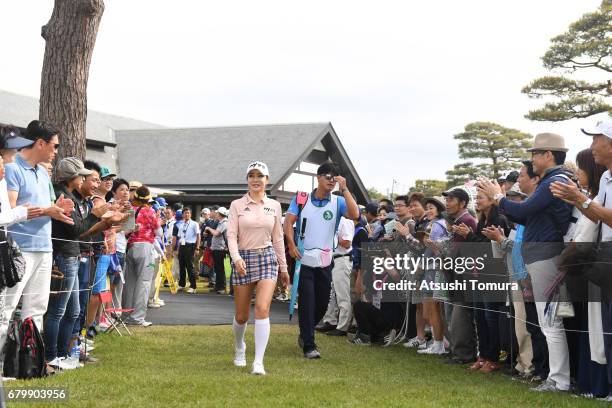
[233,317,247,351]
[254,318,270,365]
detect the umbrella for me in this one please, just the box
[289,218,308,320]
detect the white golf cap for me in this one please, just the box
[246,161,270,177]
[581,119,612,139]
[217,207,229,217]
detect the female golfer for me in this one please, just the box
[227,161,288,375]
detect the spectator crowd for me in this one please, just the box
[0,118,610,402]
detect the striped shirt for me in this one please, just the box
[597,170,611,242]
[227,193,288,273]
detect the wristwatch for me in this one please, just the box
[581,198,592,209]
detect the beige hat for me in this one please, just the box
[526,133,568,153]
[129,181,142,190]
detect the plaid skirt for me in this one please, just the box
[231,247,278,286]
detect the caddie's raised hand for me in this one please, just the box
[335,175,348,191]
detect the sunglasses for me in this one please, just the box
[319,173,337,181]
[530,150,547,157]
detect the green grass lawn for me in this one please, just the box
[5,325,605,407]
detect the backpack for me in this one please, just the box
[3,317,46,379]
[544,173,578,242]
[0,227,26,290]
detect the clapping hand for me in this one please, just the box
[482,226,505,243]
[476,177,504,200]
[92,203,111,218]
[24,204,43,220]
[102,210,128,226]
[550,181,583,205]
[394,221,410,237]
[55,194,74,214]
[451,223,471,238]
[45,205,74,225]
[423,236,434,249]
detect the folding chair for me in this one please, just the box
[161,258,178,295]
[100,291,134,336]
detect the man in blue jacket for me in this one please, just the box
[478,132,573,393]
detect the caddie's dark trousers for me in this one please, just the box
[298,264,332,352]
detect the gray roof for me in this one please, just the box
[115,123,331,186]
[115,122,370,203]
[0,89,163,143]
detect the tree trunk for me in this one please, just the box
[39,0,105,170]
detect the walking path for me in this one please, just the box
[147,288,297,325]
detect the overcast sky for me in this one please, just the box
[0,0,606,193]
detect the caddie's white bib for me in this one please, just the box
[299,194,340,268]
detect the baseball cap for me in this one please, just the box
[499,170,518,183]
[0,129,34,150]
[129,181,142,190]
[246,161,270,177]
[581,119,612,139]
[217,206,229,217]
[56,157,93,181]
[155,197,168,208]
[442,187,470,204]
[99,167,116,179]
